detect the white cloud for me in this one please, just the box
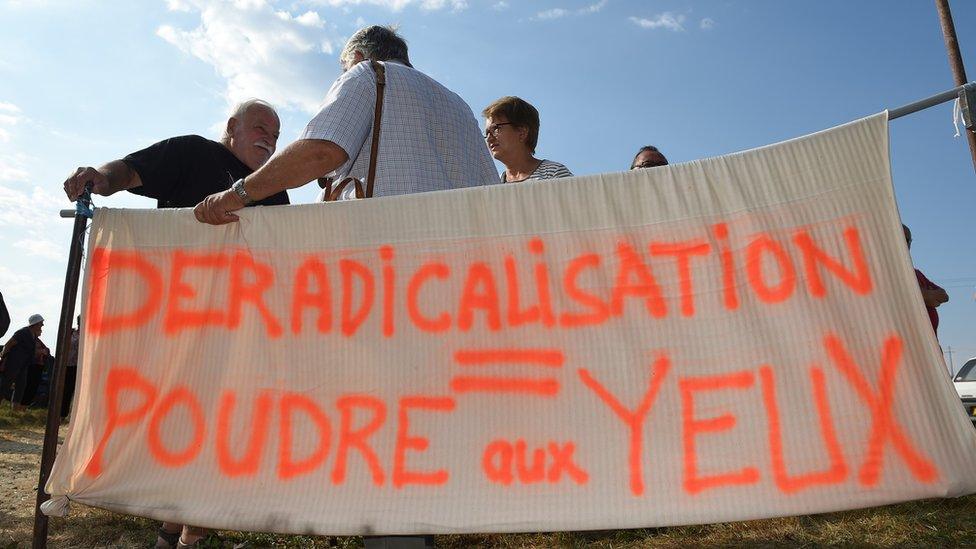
[531,2,605,22]
[274,9,319,26]
[0,103,28,176]
[155,0,478,113]
[534,8,568,20]
[0,103,22,133]
[2,0,74,8]
[0,264,64,340]
[0,156,29,182]
[0,105,19,143]
[13,237,63,261]
[700,17,715,30]
[157,0,341,114]
[0,265,59,302]
[0,266,35,294]
[0,183,64,226]
[420,0,466,10]
[629,12,685,32]
[579,0,606,14]
[164,0,193,11]
[492,0,507,10]
[307,0,467,11]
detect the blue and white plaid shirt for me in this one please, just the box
[303,60,498,201]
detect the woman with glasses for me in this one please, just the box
[630,145,669,170]
[482,96,572,183]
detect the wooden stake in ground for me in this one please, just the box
[31,198,90,549]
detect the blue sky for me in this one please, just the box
[1,0,974,371]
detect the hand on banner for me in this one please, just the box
[63,167,108,200]
[194,189,244,225]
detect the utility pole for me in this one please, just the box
[947,345,955,375]
[934,0,976,175]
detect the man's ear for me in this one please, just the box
[226,117,238,137]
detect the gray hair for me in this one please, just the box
[340,25,412,68]
[220,99,278,144]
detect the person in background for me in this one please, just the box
[904,224,949,338]
[482,96,572,183]
[21,334,50,407]
[0,314,43,411]
[0,291,9,338]
[61,316,80,420]
[630,145,669,170]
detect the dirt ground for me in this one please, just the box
[1,425,47,544]
[0,411,159,548]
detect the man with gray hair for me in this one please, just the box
[193,25,496,223]
[64,98,289,208]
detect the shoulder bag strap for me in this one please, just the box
[364,59,386,199]
[316,60,386,201]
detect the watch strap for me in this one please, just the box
[231,178,254,205]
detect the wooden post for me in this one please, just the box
[31,197,91,549]
[935,0,976,175]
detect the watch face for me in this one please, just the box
[233,179,252,204]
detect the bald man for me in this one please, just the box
[64,99,289,208]
[62,99,289,549]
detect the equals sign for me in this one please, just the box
[450,348,564,397]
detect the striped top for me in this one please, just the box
[501,159,573,183]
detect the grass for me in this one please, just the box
[2,404,976,548]
[0,405,47,430]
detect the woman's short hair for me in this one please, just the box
[482,96,540,154]
[631,145,668,168]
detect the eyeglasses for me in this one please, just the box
[484,122,512,139]
[631,160,668,170]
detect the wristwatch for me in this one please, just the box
[231,178,254,205]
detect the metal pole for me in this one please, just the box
[888,82,975,120]
[935,0,976,174]
[31,192,92,549]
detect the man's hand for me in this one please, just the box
[194,189,245,225]
[63,167,109,200]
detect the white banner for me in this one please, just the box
[44,113,976,535]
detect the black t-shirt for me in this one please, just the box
[122,135,289,209]
[4,326,36,369]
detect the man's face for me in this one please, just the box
[227,105,280,170]
[31,321,43,337]
[631,149,668,170]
